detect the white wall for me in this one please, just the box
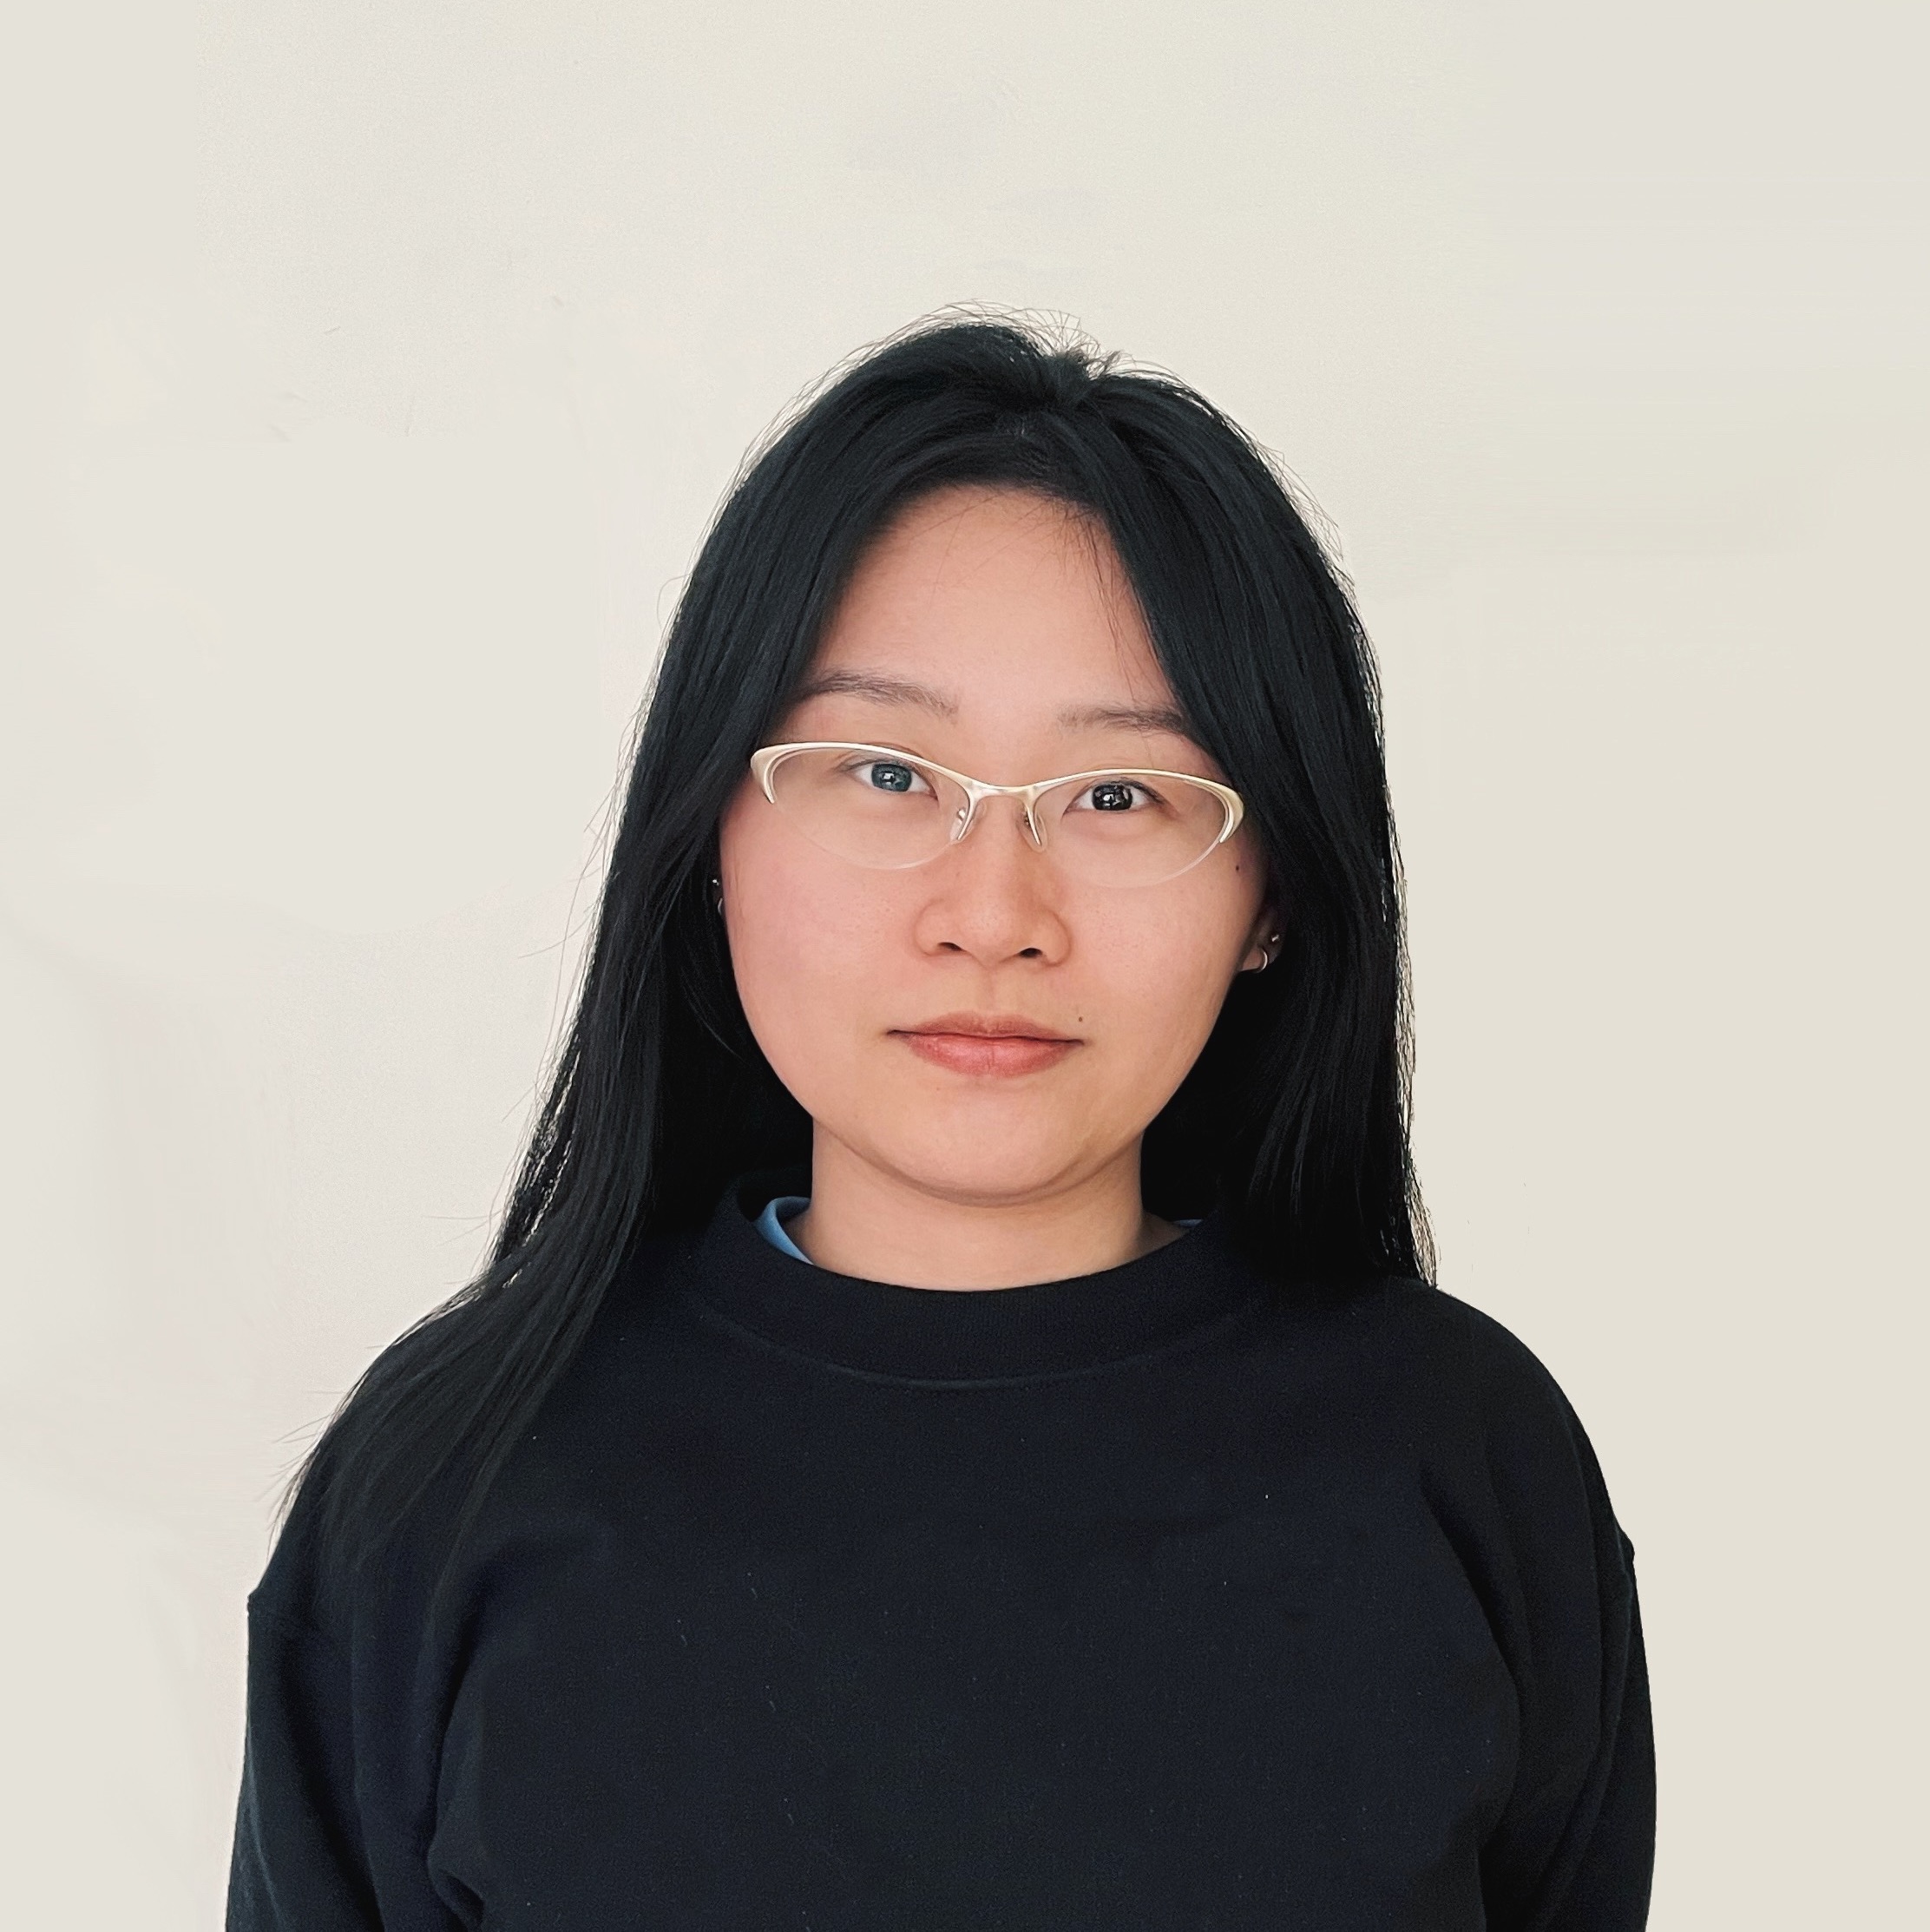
[2,3,1922,1922]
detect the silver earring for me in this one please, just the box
[710,874,724,914]
[1249,930,1282,972]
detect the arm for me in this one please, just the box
[1467,1313,1658,1930]
[1539,1541,1655,1932]
[1488,1531,1655,1931]
[226,1600,384,1931]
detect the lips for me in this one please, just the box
[891,1012,1080,1077]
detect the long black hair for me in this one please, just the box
[282,315,1431,1589]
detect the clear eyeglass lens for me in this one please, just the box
[766,748,966,870]
[1036,772,1230,885]
[765,747,1228,885]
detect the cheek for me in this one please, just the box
[1080,910,1241,1071]
[719,792,897,1096]
[1080,857,1262,1038]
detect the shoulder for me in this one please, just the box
[246,1231,700,1637]
[245,1307,489,1645]
[1316,1275,1592,1425]
[1269,1274,1625,1522]
[1436,1290,1612,1487]
[1399,1285,1633,1570]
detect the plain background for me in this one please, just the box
[3,2,1924,1923]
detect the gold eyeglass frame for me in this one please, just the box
[749,740,1246,880]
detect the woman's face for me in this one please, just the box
[718,484,1272,1211]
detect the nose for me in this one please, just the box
[911,793,1070,968]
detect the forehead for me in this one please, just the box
[811,485,1173,711]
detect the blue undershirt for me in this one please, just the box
[754,1193,1198,1265]
[752,1195,818,1262]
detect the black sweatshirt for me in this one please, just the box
[229,1173,1654,1930]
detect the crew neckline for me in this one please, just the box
[675,1170,1270,1384]
[754,1194,1203,1265]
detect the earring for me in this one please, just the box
[709,874,724,914]
[1246,930,1282,972]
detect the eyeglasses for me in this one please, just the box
[748,741,1245,889]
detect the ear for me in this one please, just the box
[1238,907,1283,975]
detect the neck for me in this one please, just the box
[786,1131,1185,1290]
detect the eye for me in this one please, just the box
[1070,778,1161,812]
[843,757,932,796]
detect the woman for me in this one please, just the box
[228,320,1653,1929]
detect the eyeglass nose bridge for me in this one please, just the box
[948,773,1054,852]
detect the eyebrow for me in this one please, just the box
[1055,701,1193,736]
[786,669,957,718]
[789,669,1193,739]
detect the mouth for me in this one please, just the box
[890,1011,1081,1078]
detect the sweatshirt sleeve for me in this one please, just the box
[1538,1535,1655,1932]
[1463,1309,1658,1931]
[226,1596,383,1931]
